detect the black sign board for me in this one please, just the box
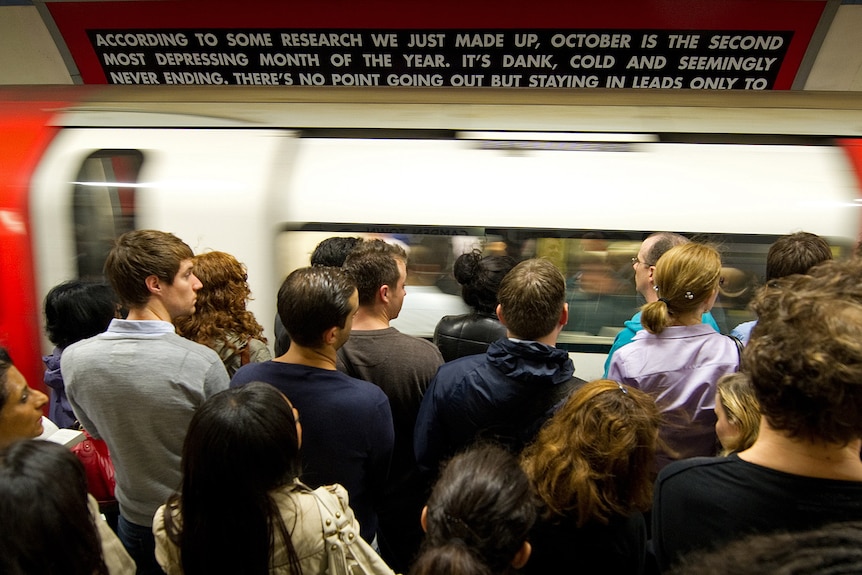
[90,28,792,89]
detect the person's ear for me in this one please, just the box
[420,506,429,533]
[323,325,339,346]
[496,304,506,325]
[558,302,569,327]
[511,541,532,569]
[145,275,161,295]
[379,284,390,304]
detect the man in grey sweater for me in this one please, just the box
[63,230,229,575]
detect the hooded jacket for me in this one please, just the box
[414,338,583,475]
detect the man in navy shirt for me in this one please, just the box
[232,266,394,545]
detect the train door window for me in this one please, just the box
[274,228,650,347]
[72,150,141,280]
[275,227,851,353]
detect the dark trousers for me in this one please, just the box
[118,515,165,575]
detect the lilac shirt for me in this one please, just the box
[607,324,739,471]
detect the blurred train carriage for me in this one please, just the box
[2,86,862,388]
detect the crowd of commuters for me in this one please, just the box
[7,227,862,575]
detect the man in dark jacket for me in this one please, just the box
[414,258,584,478]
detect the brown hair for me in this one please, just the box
[277,266,357,348]
[642,243,721,334]
[105,229,194,308]
[174,251,266,354]
[746,258,862,444]
[766,231,832,282]
[342,239,407,306]
[496,259,565,340]
[522,379,660,527]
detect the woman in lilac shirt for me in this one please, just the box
[607,243,739,471]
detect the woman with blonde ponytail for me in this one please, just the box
[607,243,739,471]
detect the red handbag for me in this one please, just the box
[71,431,116,503]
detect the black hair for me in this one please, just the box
[0,440,108,575]
[0,347,12,410]
[669,521,862,575]
[453,251,517,314]
[411,444,538,575]
[310,237,362,267]
[164,383,303,575]
[44,280,118,349]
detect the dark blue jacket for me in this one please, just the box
[414,338,583,475]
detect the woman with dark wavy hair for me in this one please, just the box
[410,444,538,575]
[174,251,271,377]
[521,379,661,574]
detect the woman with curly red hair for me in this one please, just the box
[175,251,271,377]
[521,379,661,574]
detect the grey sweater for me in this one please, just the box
[63,319,229,525]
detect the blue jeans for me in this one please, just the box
[118,515,165,575]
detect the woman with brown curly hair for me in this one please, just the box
[175,251,271,377]
[520,379,661,574]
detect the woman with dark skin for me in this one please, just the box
[0,347,49,449]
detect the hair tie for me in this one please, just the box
[448,537,467,547]
[658,297,670,305]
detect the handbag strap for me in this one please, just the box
[727,334,745,367]
[313,489,352,575]
[311,488,392,575]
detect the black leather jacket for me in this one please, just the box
[433,312,507,362]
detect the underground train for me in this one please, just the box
[2,85,862,389]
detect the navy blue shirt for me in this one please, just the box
[231,361,394,542]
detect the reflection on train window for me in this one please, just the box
[72,150,141,281]
[275,227,849,349]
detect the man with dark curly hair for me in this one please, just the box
[652,257,862,573]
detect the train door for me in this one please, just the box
[29,127,295,355]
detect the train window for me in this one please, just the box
[72,150,141,280]
[275,227,854,352]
